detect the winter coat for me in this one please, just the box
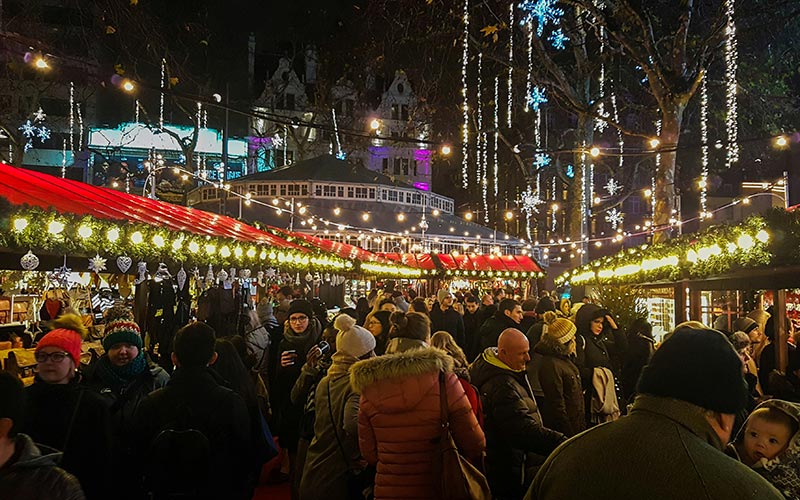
[299,352,363,500]
[520,312,537,335]
[430,305,465,348]
[132,366,253,500]
[462,310,482,362]
[478,311,522,351]
[533,336,585,437]
[271,318,322,450]
[620,331,655,401]
[22,377,112,500]
[526,321,547,399]
[730,399,800,499]
[526,395,783,500]
[351,347,485,499]
[83,355,169,437]
[470,348,565,499]
[0,434,85,500]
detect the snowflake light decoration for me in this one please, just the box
[605,178,622,196]
[605,208,624,229]
[37,126,51,141]
[548,28,569,50]
[519,0,564,36]
[526,86,548,111]
[18,108,51,152]
[533,153,551,169]
[520,187,545,214]
[19,120,36,138]
[595,104,609,132]
[33,107,46,122]
[88,254,107,273]
[335,151,347,160]
[565,164,575,178]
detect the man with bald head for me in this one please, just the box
[471,328,565,499]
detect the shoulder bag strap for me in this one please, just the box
[62,389,85,452]
[439,371,449,428]
[327,376,354,469]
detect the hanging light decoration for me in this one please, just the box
[507,2,514,128]
[700,73,710,217]
[461,0,470,189]
[724,0,739,168]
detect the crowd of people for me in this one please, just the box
[1,283,800,500]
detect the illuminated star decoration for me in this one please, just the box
[605,178,622,196]
[521,187,545,214]
[605,207,624,229]
[548,28,569,50]
[88,254,107,273]
[18,107,51,152]
[33,107,47,121]
[518,0,564,36]
[526,86,548,111]
[533,153,551,169]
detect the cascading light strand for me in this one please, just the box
[461,0,470,189]
[724,0,739,168]
[507,2,514,127]
[494,75,500,198]
[700,72,709,217]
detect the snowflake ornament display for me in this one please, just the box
[526,86,548,111]
[88,254,107,273]
[605,208,624,229]
[33,107,47,122]
[520,187,544,214]
[533,153,551,169]
[18,107,51,152]
[48,264,73,289]
[605,178,622,196]
[519,0,564,36]
[548,28,569,50]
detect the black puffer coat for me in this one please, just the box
[478,311,522,350]
[0,434,85,500]
[470,348,565,499]
[574,304,628,410]
[533,335,585,437]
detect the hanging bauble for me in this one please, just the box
[88,254,107,273]
[325,273,331,282]
[265,268,276,279]
[206,265,215,282]
[20,251,40,271]
[305,273,313,282]
[176,267,187,291]
[295,273,301,285]
[229,268,236,279]
[116,256,132,273]
[241,269,252,279]
[217,270,228,282]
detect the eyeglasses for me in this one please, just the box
[35,351,71,363]
[289,316,309,323]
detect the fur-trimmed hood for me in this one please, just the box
[534,333,573,358]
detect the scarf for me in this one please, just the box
[96,353,148,390]
[326,351,359,378]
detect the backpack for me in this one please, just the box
[143,406,213,500]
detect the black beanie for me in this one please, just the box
[637,326,749,414]
[287,299,314,319]
[535,296,556,315]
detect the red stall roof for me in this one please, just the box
[278,230,389,263]
[0,162,303,250]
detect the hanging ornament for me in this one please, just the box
[135,262,148,285]
[605,178,622,196]
[605,208,624,230]
[305,273,313,282]
[265,268,276,279]
[116,256,132,273]
[325,273,331,282]
[177,267,187,291]
[217,270,228,282]
[295,273,301,286]
[205,265,215,282]
[48,263,72,289]
[88,254,107,273]
[526,87,548,111]
[20,251,40,271]
[228,268,237,279]
[519,0,564,36]
[724,0,739,168]
[460,0,470,190]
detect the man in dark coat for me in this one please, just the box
[430,289,465,347]
[471,328,565,500]
[462,295,483,362]
[0,372,85,500]
[133,322,253,500]
[526,325,783,500]
[479,298,524,350]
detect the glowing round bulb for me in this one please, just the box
[755,230,769,243]
[370,119,380,130]
[188,241,200,253]
[505,211,514,220]
[205,244,216,255]
[78,225,93,239]
[737,234,754,250]
[644,188,652,198]
[152,235,165,248]
[234,247,243,258]
[362,213,370,221]
[48,220,65,235]
[34,57,49,69]
[440,144,452,155]
[589,147,601,157]
[432,209,440,216]
[13,218,29,232]
[775,136,789,148]
[397,213,406,222]
[247,248,256,258]
[130,231,143,244]
[122,80,135,92]
[107,228,120,242]
[172,239,182,251]
[334,207,341,216]
[220,246,231,258]
[649,138,660,148]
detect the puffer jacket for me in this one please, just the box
[0,434,85,500]
[470,348,565,499]
[533,335,585,437]
[350,347,485,499]
[478,311,522,351]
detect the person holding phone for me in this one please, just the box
[271,300,322,491]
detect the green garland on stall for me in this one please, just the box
[556,209,796,286]
[0,203,353,272]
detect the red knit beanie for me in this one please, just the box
[35,314,86,364]
[36,329,82,364]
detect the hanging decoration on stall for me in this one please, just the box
[88,254,107,273]
[605,208,624,230]
[48,261,73,289]
[20,250,40,271]
[116,255,132,273]
[177,266,187,291]
[460,0,470,190]
[135,262,148,285]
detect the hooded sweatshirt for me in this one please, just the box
[730,399,800,499]
[0,433,85,500]
[350,346,485,499]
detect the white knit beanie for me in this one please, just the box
[334,314,376,358]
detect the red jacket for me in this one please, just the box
[350,347,486,499]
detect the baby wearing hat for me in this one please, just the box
[730,400,800,499]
